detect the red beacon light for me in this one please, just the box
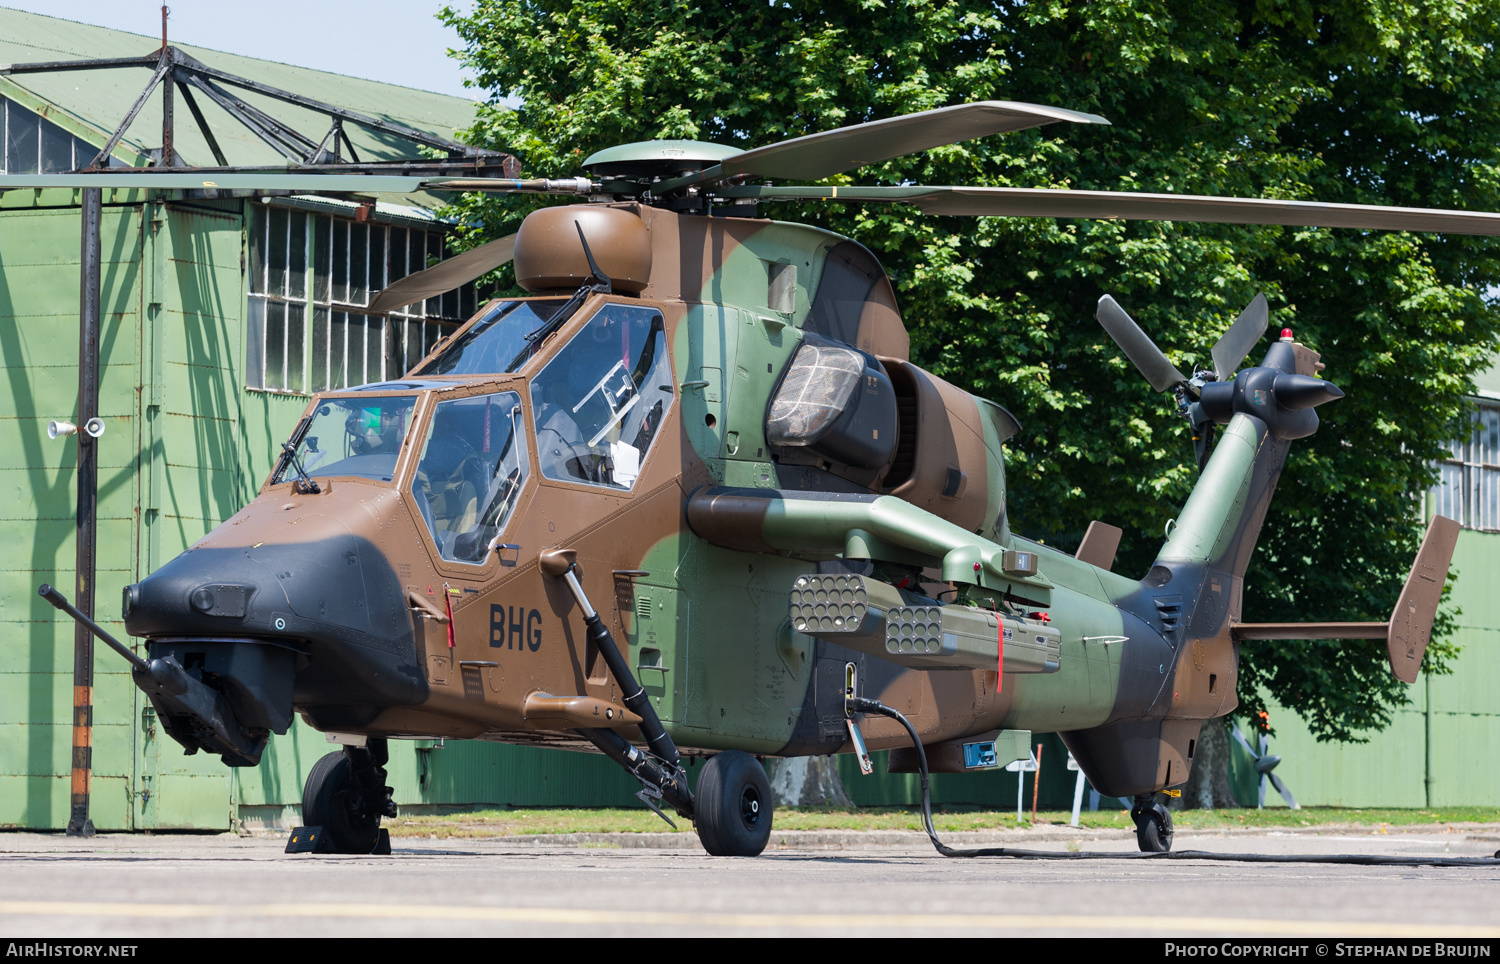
[1279,327,1294,342]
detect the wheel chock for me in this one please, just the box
[285,825,327,853]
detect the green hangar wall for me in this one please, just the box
[0,188,648,830]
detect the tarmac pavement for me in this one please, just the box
[0,826,1497,938]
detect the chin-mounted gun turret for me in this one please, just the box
[38,584,270,767]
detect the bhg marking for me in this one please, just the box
[490,605,542,651]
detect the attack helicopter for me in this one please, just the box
[27,99,1477,858]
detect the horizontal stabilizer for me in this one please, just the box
[1231,622,1386,640]
[1230,515,1459,683]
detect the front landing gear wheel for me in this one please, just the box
[1131,796,1174,853]
[695,750,772,856]
[303,750,382,854]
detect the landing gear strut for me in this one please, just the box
[299,739,397,854]
[1131,793,1174,853]
[543,550,708,840]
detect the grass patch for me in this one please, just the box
[386,805,1500,839]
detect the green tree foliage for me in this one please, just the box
[440,0,1500,741]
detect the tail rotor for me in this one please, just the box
[1095,293,1271,469]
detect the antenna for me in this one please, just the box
[161,5,169,52]
[574,222,612,293]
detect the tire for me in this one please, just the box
[695,751,773,857]
[302,750,382,855]
[1135,804,1173,853]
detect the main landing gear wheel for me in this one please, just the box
[695,750,773,857]
[303,749,384,854]
[1131,795,1174,853]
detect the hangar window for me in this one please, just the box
[1430,402,1500,531]
[246,204,483,394]
[0,96,115,173]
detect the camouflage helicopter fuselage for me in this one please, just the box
[122,200,1339,800]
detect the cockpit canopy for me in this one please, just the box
[413,299,567,376]
[272,295,677,566]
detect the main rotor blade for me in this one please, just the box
[1211,293,1269,381]
[0,173,588,195]
[718,184,1500,236]
[368,233,517,314]
[649,102,1108,191]
[0,172,443,193]
[1096,295,1188,392]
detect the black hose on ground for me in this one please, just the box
[845,697,1500,868]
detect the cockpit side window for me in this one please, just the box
[410,391,529,564]
[529,304,672,490]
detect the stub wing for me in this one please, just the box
[1231,515,1461,683]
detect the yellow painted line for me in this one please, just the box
[0,902,1496,936]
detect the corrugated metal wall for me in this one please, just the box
[0,197,145,829]
[0,193,657,830]
[1259,530,1500,808]
[235,721,650,826]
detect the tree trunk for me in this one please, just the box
[1174,719,1239,809]
[764,755,854,808]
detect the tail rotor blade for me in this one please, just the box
[1095,294,1188,392]
[1211,293,1269,381]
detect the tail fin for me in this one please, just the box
[1231,514,1460,683]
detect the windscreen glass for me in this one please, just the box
[410,392,529,564]
[530,303,672,490]
[274,395,417,484]
[415,299,565,376]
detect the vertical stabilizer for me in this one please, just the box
[1388,514,1460,683]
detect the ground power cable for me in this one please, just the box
[845,697,1500,868]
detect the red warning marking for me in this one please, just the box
[997,619,1005,692]
[444,584,456,649]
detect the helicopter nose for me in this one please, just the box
[123,512,416,679]
[122,514,425,716]
[129,532,388,635]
